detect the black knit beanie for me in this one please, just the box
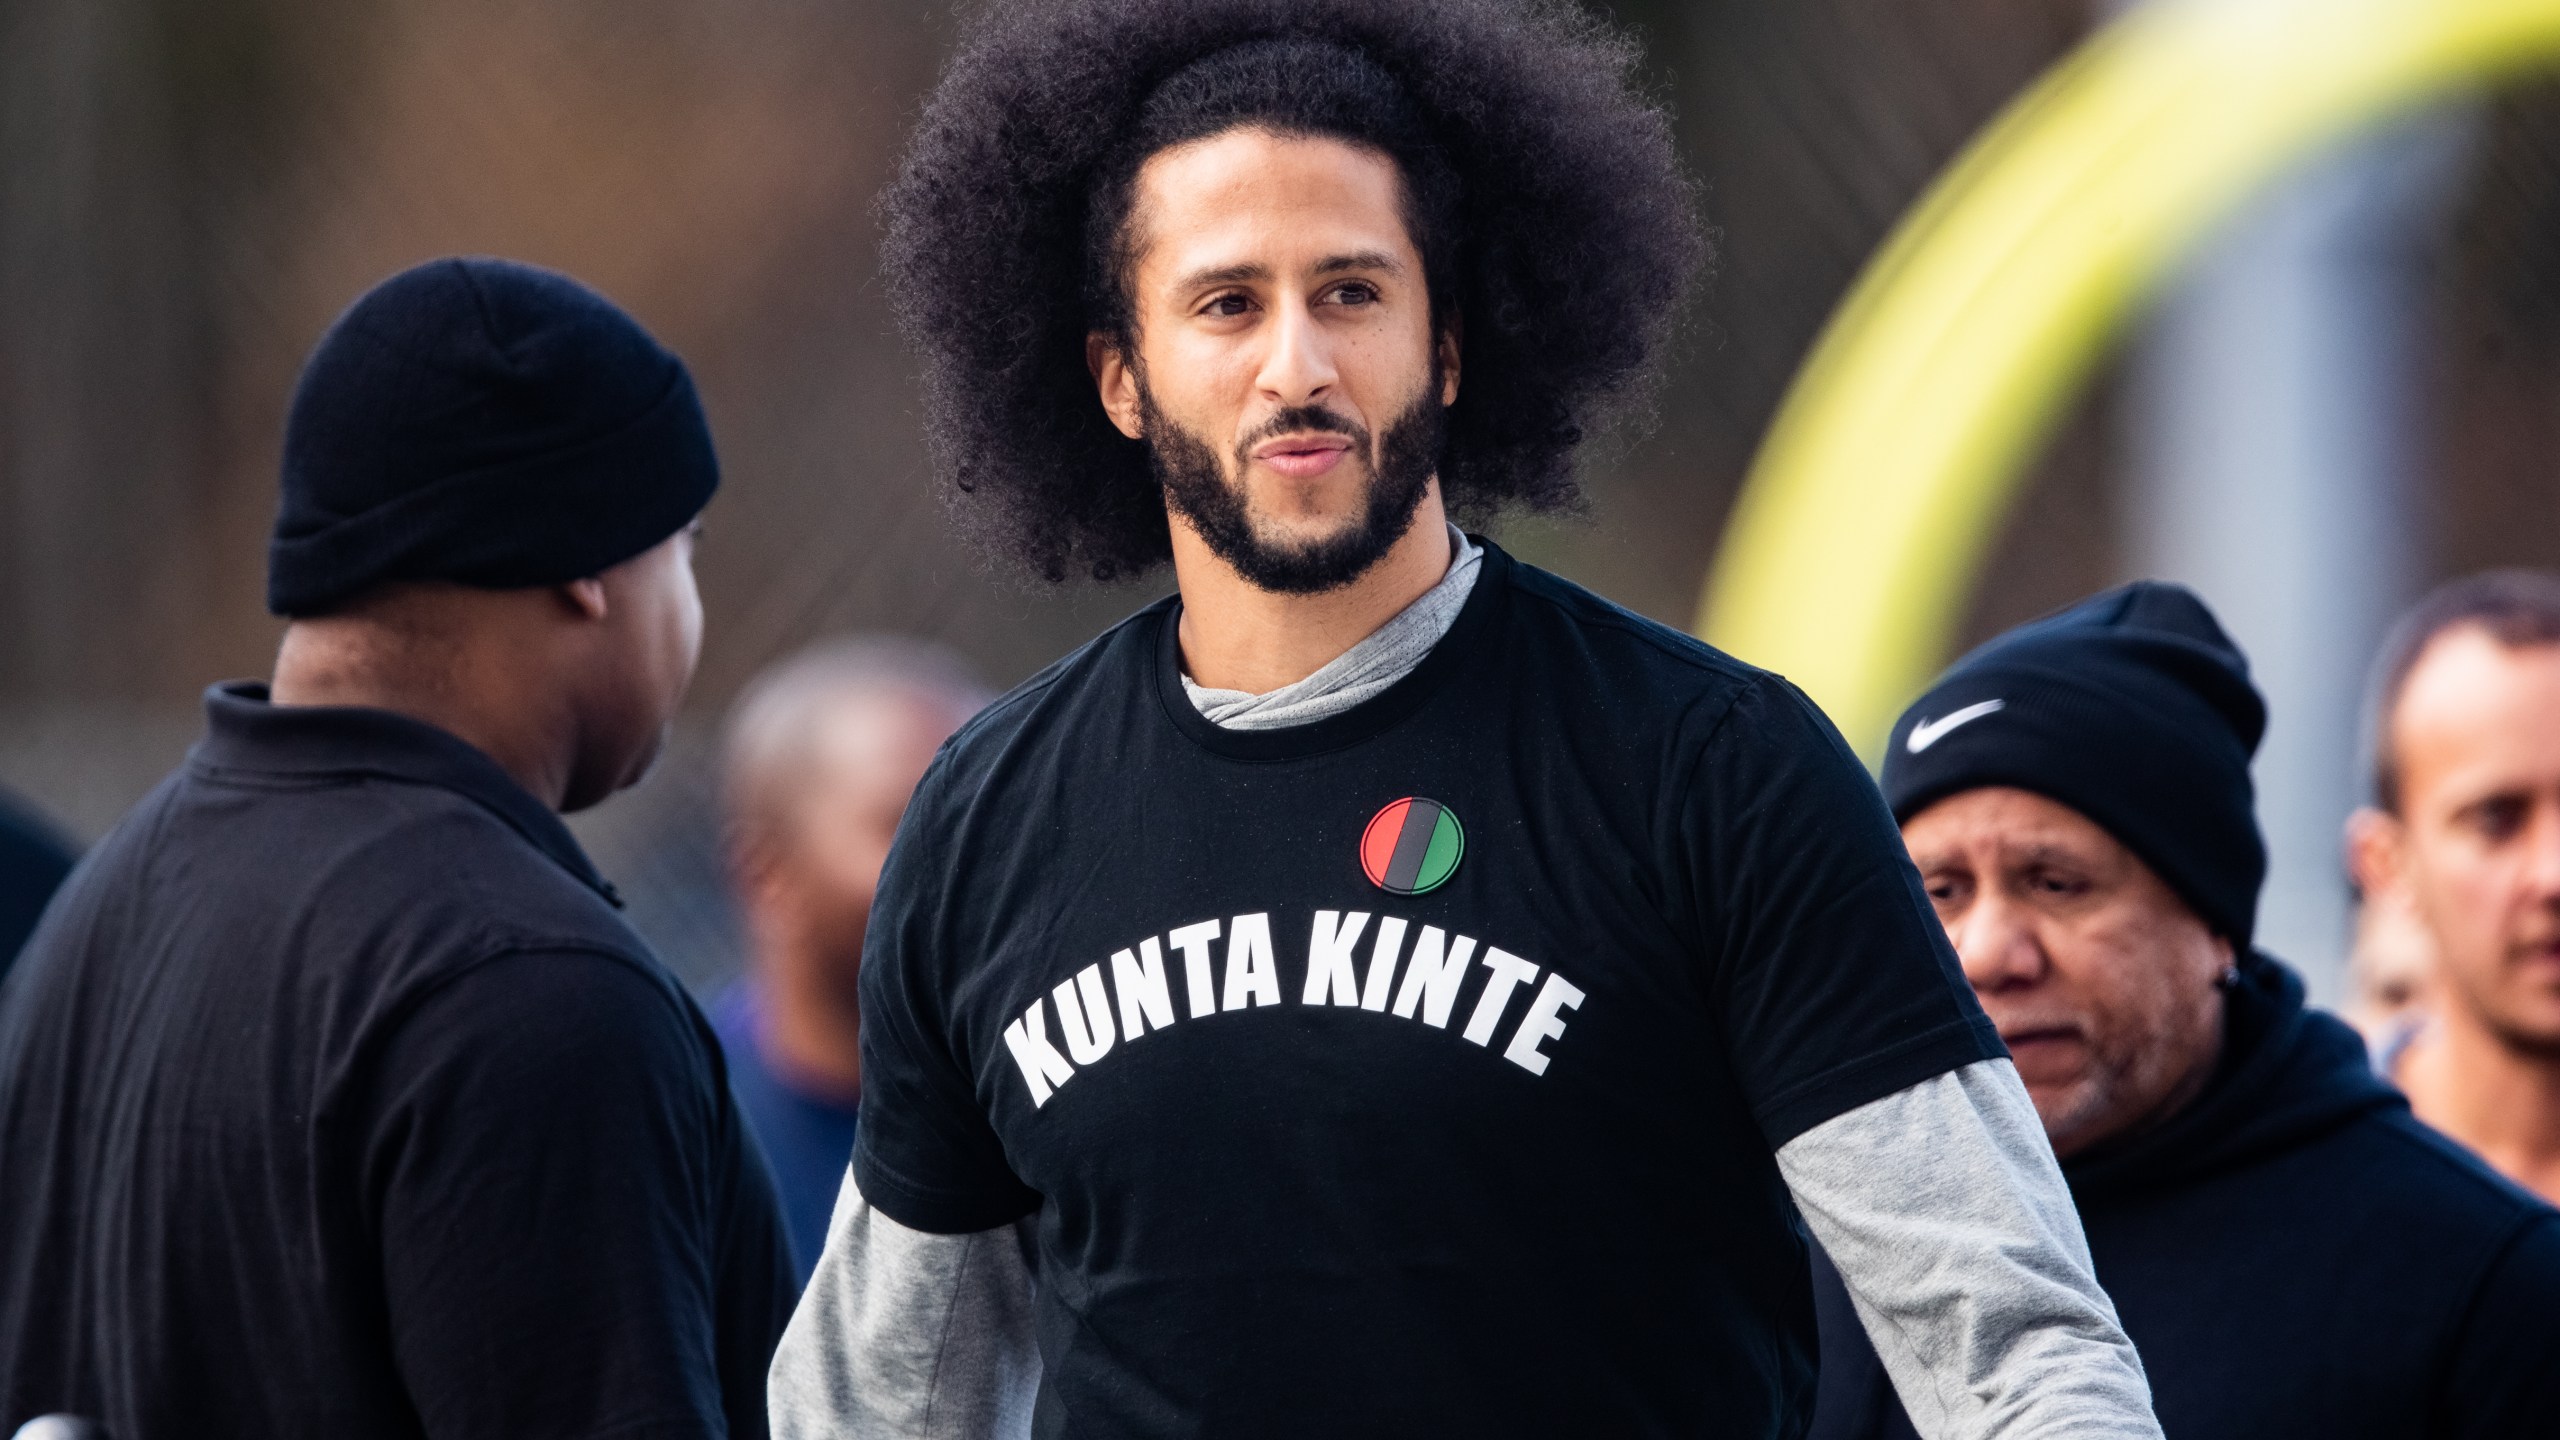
[267,256,718,616]
[1881,582,2268,946]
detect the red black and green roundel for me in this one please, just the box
[1361,797,1464,896]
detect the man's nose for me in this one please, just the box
[1953,893,2049,994]
[1255,294,1338,407]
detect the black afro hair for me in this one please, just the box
[881,0,1706,583]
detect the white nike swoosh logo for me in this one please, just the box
[1907,699,2005,753]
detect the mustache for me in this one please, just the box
[1235,405,1371,464]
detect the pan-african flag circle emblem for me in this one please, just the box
[1361,797,1464,896]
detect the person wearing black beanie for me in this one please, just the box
[1808,581,2560,1440]
[0,258,793,1440]
[268,255,721,617]
[1883,581,2268,948]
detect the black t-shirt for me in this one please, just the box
[855,542,2001,1439]
[0,685,795,1440]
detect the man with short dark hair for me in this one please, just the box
[0,257,794,1439]
[2350,569,2560,1204]
[1810,582,2560,1440]
[714,637,990,1283]
[769,3,2160,1436]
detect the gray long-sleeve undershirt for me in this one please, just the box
[771,1064,2156,1439]
[771,542,2160,1438]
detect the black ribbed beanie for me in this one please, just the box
[267,256,718,616]
[1881,581,2268,945]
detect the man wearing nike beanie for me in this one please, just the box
[0,257,793,1439]
[1807,582,2560,1440]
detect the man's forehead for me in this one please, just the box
[1130,129,1415,280]
[2394,628,2560,799]
[1903,787,2121,861]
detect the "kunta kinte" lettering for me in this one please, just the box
[1002,910,1587,1106]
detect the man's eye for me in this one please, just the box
[2468,798,2529,842]
[1201,294,1252,317]
[1329,282,1380,305]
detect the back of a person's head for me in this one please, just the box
[270,255,717,619]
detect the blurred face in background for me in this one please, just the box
[733,687,961,1006]
[2345,883,2437,1043]
[2353,629,2560,1057]
[1904,787,2233,1158]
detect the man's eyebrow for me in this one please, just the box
[2010,842,2099,871]
[1313,250,1404,276]
[1173,261,1272,292]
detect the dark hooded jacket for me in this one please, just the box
[1808,953,2560,1440]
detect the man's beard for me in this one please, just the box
[1141,373,1446,596]
[2453,938,2560,1059]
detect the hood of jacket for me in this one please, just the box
[2062,951,2405,1204]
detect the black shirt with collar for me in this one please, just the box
[0,683,795,1440]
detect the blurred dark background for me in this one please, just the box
[7,0,2559,995]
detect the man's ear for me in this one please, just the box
[1437,319,1462,407]
[1088,333,1144,440]
[561,576,610,622]
[2346,806,2406,902]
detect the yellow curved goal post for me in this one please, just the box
[1696,0,2560,757]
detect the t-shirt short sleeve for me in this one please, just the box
[1678,674,2003,1147]
[851,762,1044,1234]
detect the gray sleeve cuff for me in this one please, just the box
[770,1167,1040,1440]
[1777,1059,2162,1440]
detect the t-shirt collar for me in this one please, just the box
[1181,524,1483,730]
[1154,537,1509,762]
[190,680,622,906]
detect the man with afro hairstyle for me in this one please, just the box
[771,3,2163,1437]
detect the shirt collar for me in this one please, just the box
[190,680,622,907]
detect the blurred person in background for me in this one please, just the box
[2349,571,2560,1205]
[770,3,2161,1437]
[0,789,74,981]
[1809,582,2560,1440]
[0,257,793,1439]
[2344,875,2435,1058]
[717,637,989,1284]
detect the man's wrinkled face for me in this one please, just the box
[1904,787,2232,1157]
[2363,630,2560,1055]
[1092,127,1458,594]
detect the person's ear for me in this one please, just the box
[560,576,610,622]
[1089,332,1144,441]
[1437,319,1462,407]
[2346,806,2407,902]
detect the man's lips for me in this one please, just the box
[1998,1024,2087,1081]
[1251,433,1353,480]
